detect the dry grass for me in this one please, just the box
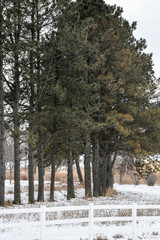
[114,171,153,185]
[55,184,67,191]
[55,170,67,182]
[21,173,28,180]
[4,200,13,207]
[5,166,160,186]
[5,172,14,181]
[6,190,14,194]
[44,183,50,191]
[34,182,68,192]
[113,234,123,239]
[155,172,160,184]
[75,182,85,190]
[106,187,118,197]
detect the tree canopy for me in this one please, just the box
[0,0,160,205]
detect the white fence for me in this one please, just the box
[0,204,160,240]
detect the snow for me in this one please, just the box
[1,181,160,239]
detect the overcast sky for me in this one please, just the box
[106,0,160,78]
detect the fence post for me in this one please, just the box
[132,203,137,240]
[89,203,94,240]
[40,206,46,240]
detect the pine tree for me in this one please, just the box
[27,0,36,204]
[74,0,159,194]
[4,0,26,204]
[25,0,53,202]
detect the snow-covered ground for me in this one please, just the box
[4,180,160,206]
[1,181,160,239]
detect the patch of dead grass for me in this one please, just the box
[113,234,123,239]
[7,190,14,194]
[4,200,13,207]
[106,187,118,197]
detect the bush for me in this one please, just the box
[146,173,157,186]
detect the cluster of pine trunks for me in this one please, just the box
[38,136,116,201]
[0,135,116,206]
[31,138,116,202]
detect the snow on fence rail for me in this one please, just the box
[0,204,160,240]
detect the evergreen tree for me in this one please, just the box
[75,0,159,194]
[3,0,28,204]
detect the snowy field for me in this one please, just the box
[1,181,160,240]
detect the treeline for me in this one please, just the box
[0,0,160,206]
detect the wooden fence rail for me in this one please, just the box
[0,203,160,240]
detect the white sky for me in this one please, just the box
[106,0,160,78]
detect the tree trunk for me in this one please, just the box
[99,153,107,196]
[67,144,75,200]
[75,158,83,183]
[98,162,102,196]
[0,1,5,206]
[13,50,21,205]
[37,131,44,202]
[28,139,34,203]
[13,125,21,204]
[10,165,12,184]
[84,142,92,197]
[92,134,99,197]
[106,166,114,189]
[50,148,56,201]
[12,0,21,205]
[28,1,35,204]
[106,151,117,189]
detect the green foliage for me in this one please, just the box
[2,0,160,174]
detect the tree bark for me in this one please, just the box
[84,142,92,197]
[13,115,21,204]
[0,1,5,206]
[106,151,117,189]
[50,147,56,201]
[75,158,83,183]
[37,131,44,202]
[28,0,35,204]
[98,161,102,196]
[12,0,21,205]
[67,144,75,200]
[92,134,99,197]
[28,140,34,203]
[13,54,21,203]
[99,154,107,196]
